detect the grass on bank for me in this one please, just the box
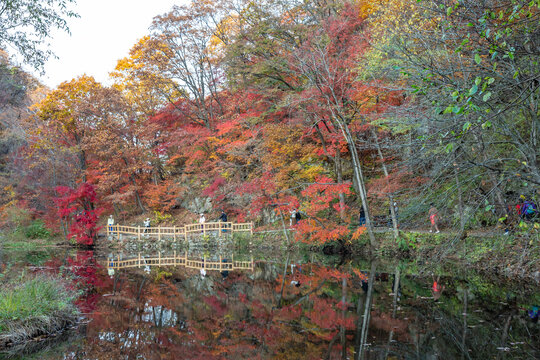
[0,275,79,348]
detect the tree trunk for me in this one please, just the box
[341,123,377,247]
[336,150,346,220]
[371,129,399,239]
[385,266,401,359]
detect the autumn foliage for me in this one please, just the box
[56,182,102,246]
[4,0,531,243]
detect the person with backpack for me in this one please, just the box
[520,197,538,221]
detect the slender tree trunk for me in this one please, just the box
[354,281,366,357]
[341,123,377,247]
[392,267,400,319]
[371,129,399,239]
[336,150,346,220]
[357,262,376,360]
[278,209,291,245]
[385,266,401,359]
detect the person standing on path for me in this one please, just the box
[199,213,206,231]
[143,218,151,234]
[428,204,440,233]
[219,210,228,233]
[431,274,445,301]
[107,215,115,234]
[290,210,296,226]
[359,207,366,226]
[219,210,227,222]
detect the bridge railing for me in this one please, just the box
[107,252,254,272]
[106,221,253,241]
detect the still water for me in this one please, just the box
[0,246,538,359]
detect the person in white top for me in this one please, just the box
[143,218,151,234]
[107,215,114,233]
[199,213,206,231]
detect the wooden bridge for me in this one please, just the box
[106,221,253,241]
[106,252,254,272]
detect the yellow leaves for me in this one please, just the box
[208,15,240,57]
[302,165,325,182]
[356,0,386,18]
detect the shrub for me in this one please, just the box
[23,220,51,239]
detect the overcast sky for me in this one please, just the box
[37,0,183,88]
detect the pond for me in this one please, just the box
[0,244,538,359]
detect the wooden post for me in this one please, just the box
[117,254,120,269]
[174,250,177,266]
[158,226,161,242]
[203,223,206,236]
[185,250,188,263]
[138,226,141,241]
[138,253,141,268]
[219,255,222,271]
[173,226,176,242]
[251,222,254,235]
[218,222,222,237]
[251,256,254,271]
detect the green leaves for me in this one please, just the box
[474,53,482,64]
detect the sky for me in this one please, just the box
[38,0,184,89]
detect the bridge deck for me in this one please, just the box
[106,221,253,241]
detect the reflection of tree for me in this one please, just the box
[354,262,376,360]
[40,256,539,360]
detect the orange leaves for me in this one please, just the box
[293,176,354,244]
[351,268,369,282]
[295,220,350,244]
[143,179,181,212]
[351,225,367,241]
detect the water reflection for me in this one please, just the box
[0,247,539,359]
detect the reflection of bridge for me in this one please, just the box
[106,222,253,241]
[106,252,254,272]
